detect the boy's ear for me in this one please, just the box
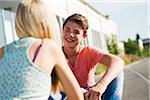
[83,33,87,38]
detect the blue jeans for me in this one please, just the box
[49,71,124,100]
[102,71,124,100]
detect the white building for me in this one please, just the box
[0,0,122,53]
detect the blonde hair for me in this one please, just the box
[15,0,56,39]
[15,0,60,92]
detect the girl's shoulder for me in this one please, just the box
[42,39,60,50]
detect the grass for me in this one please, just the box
[95,64,107,75]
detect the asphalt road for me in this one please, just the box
[123,57,150,100]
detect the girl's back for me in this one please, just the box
[0,37,53,100]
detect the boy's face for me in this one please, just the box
[63,21,86,48]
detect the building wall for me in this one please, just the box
[0,0,119,53]
[0,6,18,47]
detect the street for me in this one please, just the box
[123,57,150,100]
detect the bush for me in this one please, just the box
[141,48,150,57]
[124,39,140,56]
[123,48,150,65]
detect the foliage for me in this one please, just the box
[107,35,119,55]
[95,64,106,75]
[123,54,141,65]
[123,33,149,64]
[123,46,149,65]
[136,33,140,41]
[141,47,150,57]
[124,39,141,56]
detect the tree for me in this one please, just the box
[124,39,140,55]
[136,33,140,41]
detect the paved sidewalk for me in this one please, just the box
[123,67,149,100]
[123,58,150,100]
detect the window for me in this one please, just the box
[0,7,17,47]
[0,8,5,47]
[91,29,101,47]
[3,8,14,44]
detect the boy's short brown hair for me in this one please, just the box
[63,13,89,33]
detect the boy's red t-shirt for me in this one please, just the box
[66,46,105,87]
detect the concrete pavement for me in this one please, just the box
[123,57,150,100]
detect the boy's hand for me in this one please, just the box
[84,90,101,100]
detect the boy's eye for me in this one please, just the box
[74,30,80,34]
[65,29,70,32]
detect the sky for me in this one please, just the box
[86,0,149,41]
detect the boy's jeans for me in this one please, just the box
[102,71,124,100]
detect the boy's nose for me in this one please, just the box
[70,33,75,38]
